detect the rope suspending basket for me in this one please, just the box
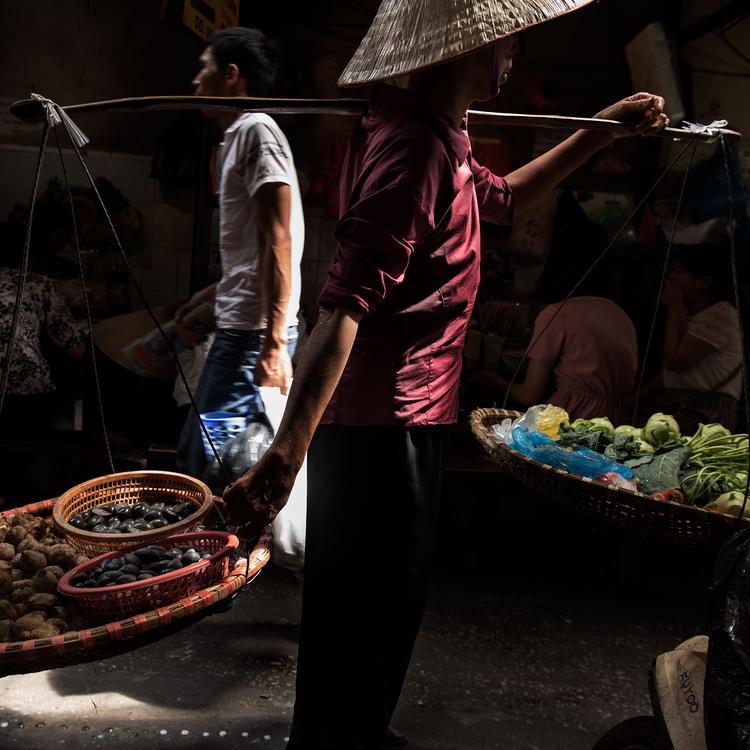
[1,92,745,671]
[468,118,748,547]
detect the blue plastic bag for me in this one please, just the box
[510,427,634,480]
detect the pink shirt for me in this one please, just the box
[318,84,514,426]
[527,297,638,424]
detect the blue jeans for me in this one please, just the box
[176,326,297,480]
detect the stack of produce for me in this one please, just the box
[0,513,87,642]
[506,405,749,518]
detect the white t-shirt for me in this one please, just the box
[214,113,304,331]
[663,301,742,399]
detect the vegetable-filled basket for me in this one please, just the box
[470,408,750,546]
[0,499,273,676]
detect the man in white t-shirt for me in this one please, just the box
[176,27,304,480]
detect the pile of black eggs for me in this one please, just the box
[67,501,197,534]
[70,545,212,588]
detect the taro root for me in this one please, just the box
[17,537,44,554]
[32,566,64,594]
[30,623,61,639]
[14,603,28,617]
[0,525,9,543]
[0,600,18,620]
[11,585,34,604]
[0,561,10,574]
[21,549,47,574]
[46,544,78,571]
[12,611,46,640]
[27,593,57,613]
[6,525,27,546]
[0,543,14,562]
[46,617,67,634]
[10,568,23,581]
[0,571,12,595]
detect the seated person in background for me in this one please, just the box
[639,243,741,434]
[0,224,85,426]
[468,210,638,425]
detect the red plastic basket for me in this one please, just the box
[57,531,239,622]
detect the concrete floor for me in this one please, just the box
[0,472,714,750]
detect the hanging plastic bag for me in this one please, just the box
[204,384,306,571]
[258,385,306,572]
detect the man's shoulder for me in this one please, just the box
[233,113,285,141]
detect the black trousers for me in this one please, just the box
[287,424,447,750]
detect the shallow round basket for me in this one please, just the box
[58,530,239,622]
[53,470,213,557]
[0,499,273,676]
[470,407,750,547]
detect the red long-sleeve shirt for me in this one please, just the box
[319,84,514,426]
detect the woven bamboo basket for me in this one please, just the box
[53,470,213,557]
[470,407,750,546]
[0,499,273,676]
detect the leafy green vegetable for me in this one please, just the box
[614,425,642,439]
[633,446,691,495]
[572,417,615,435]
[643,413,681,448]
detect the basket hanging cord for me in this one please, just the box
[0,122,50,419]
[631,142,699,423]
[502,140,694,410]
[719,135,750,523]
[53,128,115,474]
[45,100,234,488]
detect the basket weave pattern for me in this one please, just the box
[0,499,274,676]
[470,407,749,546]
[58,531,238,621]
[53,471,213,557]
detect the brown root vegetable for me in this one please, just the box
[6,526,27,545]
[11,586,34,604]
[0,543,14,562]
[30,518,47,540]
[0,600,18,620]
[46,544,78,570]
[12,612,45,640]
[30,623,61,639]
[21,550,47,574]
[17,537,44,554]
[27,593,57,613]
[0,571,12,596]
[32,566,64,594]
[10,568,23,581]
[14,603,28,617]
[0,560,11,574]
[46,617,67,634]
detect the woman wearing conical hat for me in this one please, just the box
[225,2,668,747]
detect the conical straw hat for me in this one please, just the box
[339,0,598,87]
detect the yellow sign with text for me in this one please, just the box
[183,0,240,39]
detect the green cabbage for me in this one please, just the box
[706,491,750,518]
[614,425,642,439]
[643,413,681,447]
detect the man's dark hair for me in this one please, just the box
[203,27,278,96]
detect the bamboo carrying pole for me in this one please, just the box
[10,95,743,143]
